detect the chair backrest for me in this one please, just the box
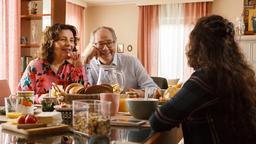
[0,79,11,106]
[151,77,168,89]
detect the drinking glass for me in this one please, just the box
[119,94,128,112]
[100,93,119,116]
[4,96,21,119]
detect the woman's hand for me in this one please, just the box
[38,93,49,104]
[67,51,82,67]
[82,43,99,64]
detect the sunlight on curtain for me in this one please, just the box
[0,0,20,93]
[0,0,7,78]
[183,2,212,81]
[158,4,184,81]
[138,5,159,75]
[66,2,85,53]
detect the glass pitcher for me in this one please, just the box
[97,65,124,93]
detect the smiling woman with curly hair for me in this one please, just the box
[18,24,88,103]
[150,15,256,144]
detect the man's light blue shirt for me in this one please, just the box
[85,53,158,96]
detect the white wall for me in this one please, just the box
[85,4,138,56]
[212,0,243,24]
[84,0,244,57]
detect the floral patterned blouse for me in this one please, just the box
[18,58,88,103]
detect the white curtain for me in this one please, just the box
[158,4,185,81]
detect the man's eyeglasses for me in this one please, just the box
[94,41,115,49]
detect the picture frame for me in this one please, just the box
[127,45,133,52]
[117,43,124,53]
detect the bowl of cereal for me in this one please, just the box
[126,98,159,120]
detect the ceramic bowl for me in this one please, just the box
[126,98,158,120]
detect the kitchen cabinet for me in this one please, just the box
[238,35,256,72]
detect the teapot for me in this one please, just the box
[97,65,124,93]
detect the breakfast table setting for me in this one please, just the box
[0,80,182,144]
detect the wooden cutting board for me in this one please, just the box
[1,123,70,136]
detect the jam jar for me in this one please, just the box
[16,91,35,115]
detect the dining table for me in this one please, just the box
[0,108,182,144]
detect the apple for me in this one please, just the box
[25,114,38,124]
[17,115,26,124]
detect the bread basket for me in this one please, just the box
[64,93,100,104]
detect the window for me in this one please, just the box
[158,4,185,81]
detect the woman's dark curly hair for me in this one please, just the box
[187,15,256,143]
[37,23,79,64]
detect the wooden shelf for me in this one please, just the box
[22,0,42,1]
[21,14,51,20]
[21,44,40,48]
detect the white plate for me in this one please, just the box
[54,104,72,111]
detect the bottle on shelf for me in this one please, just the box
[235,15,245,36]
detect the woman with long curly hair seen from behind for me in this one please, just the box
[18,24,88,103]
[150,15,256,144]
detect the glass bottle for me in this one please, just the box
[235,16,245,36]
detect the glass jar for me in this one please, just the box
[73,100,111,137]
[16,91,34,115]
[97,65,124,94]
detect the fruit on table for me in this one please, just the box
[25,114,38,124]
[175,83,183,88]
[17,115,26,124]
[163,86,180,99]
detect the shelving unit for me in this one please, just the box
[20,0,50,50]
[20,0,66,49]
[20,44,40,48]
[20,0,66,73]
[20,14,51,20]
[243,0,256,33]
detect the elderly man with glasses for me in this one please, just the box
[82,26,158,97]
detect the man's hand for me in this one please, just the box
[82,43,99,64]
[126,88,145,98]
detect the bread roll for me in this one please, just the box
[65,83,82,93]
[69,85,85,94]
[84,85,113,94]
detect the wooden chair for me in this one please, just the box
[0,79,11,106]
[151,77,168,89]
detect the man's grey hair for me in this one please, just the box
[89,26,117,43]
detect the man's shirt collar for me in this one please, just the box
[95,53,118,66]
